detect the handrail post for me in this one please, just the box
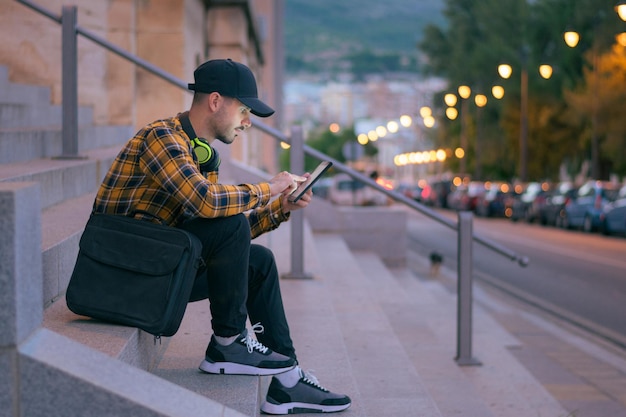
[455,211,481,366]
[59,5,82,159]
[282,125,312,280]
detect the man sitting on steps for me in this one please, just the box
[92,58,351,415]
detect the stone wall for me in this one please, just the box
[0,0,282,172]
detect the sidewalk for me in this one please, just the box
[152,213,626,416]
[471,275,626,416]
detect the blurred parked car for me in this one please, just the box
[510,182,550,223]
[475,182,511,217]
[600,185,626,236]
[560,180,619,232]
[539,182,576,226]
[503,184,524,218]
[527,187,551,223]
[447,181,485,211]
[421,179,452,208]
[464,181,486,211]
[328,174,388,206]
[395,183,422,202]
[446,185,466,211]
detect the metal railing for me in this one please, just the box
[15,0,529,366]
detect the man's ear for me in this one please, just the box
[206,92,222,112]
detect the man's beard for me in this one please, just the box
[211,107,237,145]
[214,132,234,145]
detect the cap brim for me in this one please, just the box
[239,97,275,118]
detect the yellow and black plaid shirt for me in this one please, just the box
[93,114,289,239]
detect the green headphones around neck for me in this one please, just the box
[179,112,220,173]
[191,137,213,164]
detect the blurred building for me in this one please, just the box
[284,73,446,177]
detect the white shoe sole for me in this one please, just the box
[198,359,295,376]
[261,401,351,414]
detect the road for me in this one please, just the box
[406,208,626,349]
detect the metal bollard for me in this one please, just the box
[455,211,481,366]
[282,125,312,279]
[59,5,80,159]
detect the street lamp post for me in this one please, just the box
[498,62,528,181]
[520,66,529,182]
[474,94,488,180]
[591,51,599,179]
[564,28,600,179]
[498,58,551,182]
[458,85,471,175]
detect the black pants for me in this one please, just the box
[180,214,296,360]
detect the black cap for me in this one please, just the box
[188,59,275,118]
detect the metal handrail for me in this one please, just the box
[15,0,529,365]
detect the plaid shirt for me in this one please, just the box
[93,114,289,239]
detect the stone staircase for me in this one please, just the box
[0,64,569,417]
[0,64,249,416]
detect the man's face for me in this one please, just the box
[212,97,252,145]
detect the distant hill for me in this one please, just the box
[283,0,445,78]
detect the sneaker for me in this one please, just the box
[261,369,352,414]
[199,326,296,376]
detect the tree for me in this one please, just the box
[564,44,626,177]
[419,0,626,181]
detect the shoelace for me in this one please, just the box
[242,322,269,354]
[301,369,329,392]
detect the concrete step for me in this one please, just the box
[0,124,133,164]
[0,102,95,128]
[0,65,92,122]
[0,127,62,164]
[0,145,122,209]
[20,327,248,417]
[271,232,362,417]
[353,251,494,417]
[312,234,441,417]
[0,65,52,105]
[42,296,168,371]
[150,301,263,417]
[384,252,568,417]
[41,191,94,307]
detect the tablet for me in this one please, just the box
[288,161,333,203]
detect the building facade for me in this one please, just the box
[0,0,283,171]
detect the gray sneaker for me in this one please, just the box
[261,368,351,414]
[199,328,296,376]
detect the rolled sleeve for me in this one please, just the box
[248,197,290,239]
